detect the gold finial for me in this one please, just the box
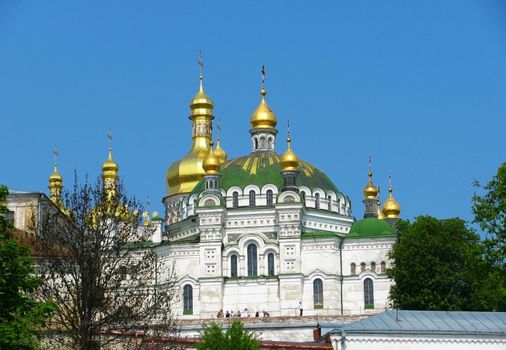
[216,118,221,141]
[368,155,372,177]
[102,130,119,183]
[281,120,299,172]
[260,65,266,96]
[107,130,113,153]
[388,171,392,193]
[214,118,227,164]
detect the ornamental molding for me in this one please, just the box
[170,246,200,257]
[343,241,394,250]
[344,335,506,345]
[302,240,338,251]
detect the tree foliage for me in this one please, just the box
[196,320,260,350]
[388,216,486,311]
[36,177,178,349]
[0,185,55,349]
[472,162,506,311]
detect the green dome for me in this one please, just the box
[347,218,396,239]
[191,151,340,196]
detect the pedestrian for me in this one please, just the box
[255,311,259,317]
[298,301,303,316]
[225,310,230,318]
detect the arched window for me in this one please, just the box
[232,192,239,208]
[247,244,257,277]
[249,190,256,207]
[327,195,332,211]
[315,193,320,209]
[370,262,376,272]
[313,279,323,308]
[301,192,305,202]
[193,199,197,209]
[350,263,356,275]
[183,284,193,315]
[364,278,374,309]
[230,255,238,277]
[266,190,274,206]
[380,261,386,273]
[360,262,366,272]
[267,253,275,276]
[254,138,258,150]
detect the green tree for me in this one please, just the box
[196,320,260,350]
[388,216,485,311]
[472,162,506,311]
[0,185,55,349]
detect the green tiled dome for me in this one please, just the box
[191,151,341,196]
[347,218,396,239]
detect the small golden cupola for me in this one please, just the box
[102,131,119,190]
[249,65,278,152]
[203,141,221,175]
[213,123,227,165]
[362,156,380,219]
[382,173,401,219]
[48,146,63,204]
[363,156,378,199]
[280,124,299,172]
[166,53,214,196]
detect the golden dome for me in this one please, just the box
[203,142,221,175]
[382,182,401,219]
[190,78,214,119]
[167,72,214,195]
[48,147,63,203]
[377,199,385,219]
[363,171,378,199]
[362,157,378,199]
[280,136,299,172]
[102,147,119,181]
[250,88,277,129]
[214,137,227,165]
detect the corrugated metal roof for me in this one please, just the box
[332,310,506,336]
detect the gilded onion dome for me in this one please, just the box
[166,58,215,195]
[48,147,63,204]
[363,157,378,199]
[203,141,221,175]
[382,175,401,219]
[377,198,385,219]
[102,147,119,182]
[280,133,299,172]
[250,88,277,129]
[214,136,227,165]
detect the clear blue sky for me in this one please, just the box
[1,1,505,223]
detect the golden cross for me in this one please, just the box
[217,118,221,140]
[368,155,372,173]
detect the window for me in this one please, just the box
[247,244,257,277]
[267,253,275,276]
[313,279,323,308]
[360,262,366,272]
[364,278,374,309]
[193,199,197,209]
[315,193,320,209]
[327,195,332,211]
[249,190,256,207]
[371,262,376,272]
[230,255,238,277]
[183,284,193,314]
[350,263,356,275]
[232,192,239,208]
[380,261,386,273]
[266,190,274,206]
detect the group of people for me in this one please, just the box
[216,308,270,318]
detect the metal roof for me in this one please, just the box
[327,310,506,336]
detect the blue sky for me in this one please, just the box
[1,1,505,223]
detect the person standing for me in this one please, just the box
[298,301,303,316]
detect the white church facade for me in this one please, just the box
[153,67,402,319]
